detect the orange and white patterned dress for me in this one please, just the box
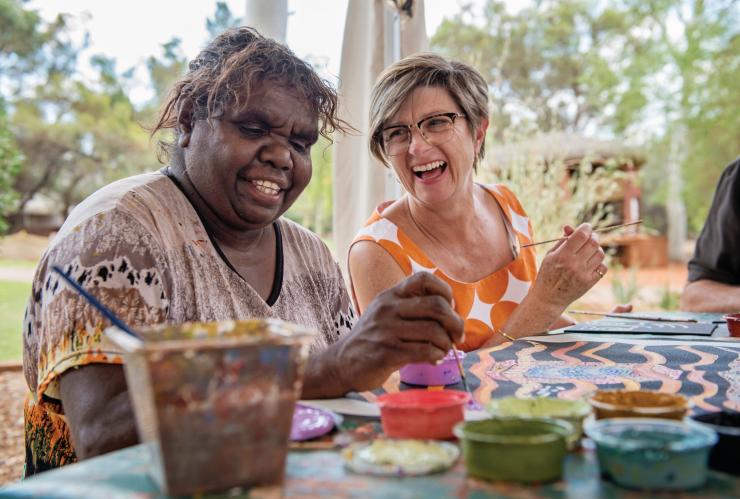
[350,184,538,351]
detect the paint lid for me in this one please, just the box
[290,403,339,441]
[342,439,460,476]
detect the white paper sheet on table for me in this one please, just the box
[301,398,490,421]
[300,398,380,417]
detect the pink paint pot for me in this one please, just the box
[399,349,466,386]
[377,389,470,439]
[723,313,740,337]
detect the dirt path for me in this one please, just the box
[0,370,26,485]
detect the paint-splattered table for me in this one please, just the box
[3,312,739,498]
[3,437,740,498]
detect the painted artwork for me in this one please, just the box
[364,340,740,414]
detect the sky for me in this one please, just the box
[28,0,490,105]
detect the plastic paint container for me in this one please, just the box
[584,417,717,490]
[691,410,740,475]
[377,390,469,439]
[106,319,316,495]
[453,418,572,483]
[723,313,740,337]
[589,389,689,420]
[399,349,466,386]
[487,397,591,449]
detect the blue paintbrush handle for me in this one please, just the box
[51,265,141,339]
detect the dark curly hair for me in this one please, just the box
[150,26,349,162]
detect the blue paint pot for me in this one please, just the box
[584,418,717,490]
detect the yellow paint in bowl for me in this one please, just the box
[486,397,591,448]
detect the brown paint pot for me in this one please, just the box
[589,390,689,420]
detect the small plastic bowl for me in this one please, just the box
[723,313,740,337]
[584,417,717,490]
[454,418,572,483]
[377,390,469,439]
[691,410,740,475]
[487,397,591,449]
[399,350,466,386]
[589,390,689,420]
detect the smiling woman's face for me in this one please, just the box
[180,81,319,231]
[386,86,483,206]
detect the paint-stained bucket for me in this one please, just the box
[454,418,572,483]
[585,417,717,490]
[377,390,469,439]
[106,319,316,495]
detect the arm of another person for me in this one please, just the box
[59,365,138,459]
[680,159,740,313]
[681,280,740,312]
[348,240,408,315]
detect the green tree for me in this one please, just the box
[286,137,334,242]
[0,100,22,233]
[432,0,739,236]
[206,1,242,40]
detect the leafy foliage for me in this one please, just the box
[0,102,22,233]
[432,0,739,234]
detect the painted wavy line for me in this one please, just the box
[550,341,585,363]
[473,342,512,404]
[581,342,616,366]
[628,344,680,393]
[675,345,720,412]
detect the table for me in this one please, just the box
[3,312,739,498]
[2,439,739,498]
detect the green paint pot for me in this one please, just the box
[453,418,572,483]
[486,397,591,449]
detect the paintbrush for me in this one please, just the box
[521,220,643,248]
[451,344,473,398]
[568,310,698,323]
[52,265,143,339]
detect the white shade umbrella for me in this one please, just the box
[333,0,427,277]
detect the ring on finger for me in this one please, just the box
[596,268,605,278]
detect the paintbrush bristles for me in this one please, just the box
[521,220,643,248]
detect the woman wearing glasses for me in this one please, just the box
[348,54,618,350]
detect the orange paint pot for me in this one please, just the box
[377,390,469,439]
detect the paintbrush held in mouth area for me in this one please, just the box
[521,220,643,248]
[568,310,699,323]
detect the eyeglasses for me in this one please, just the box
[380,112,467,157]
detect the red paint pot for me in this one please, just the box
[377,390,469,439]
[724,313,740,337]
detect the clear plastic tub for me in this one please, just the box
[106,319,316,495]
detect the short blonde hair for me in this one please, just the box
[369,53,488,167]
